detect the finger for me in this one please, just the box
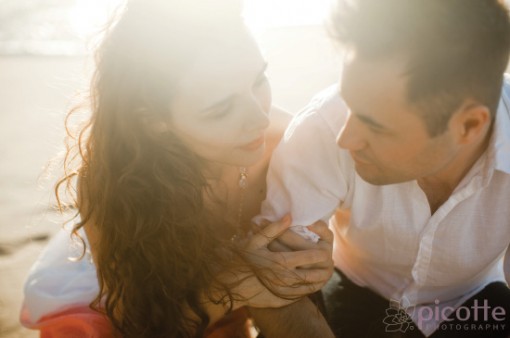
[258,219,271,228]
[273,282,324,298]
[247,215,292,250]
[244,249,329,274]
[273,270,331,294]
[257,267,331,296]
[293,267,333,285]
[307,223,334,254]
[276,228,317,251]
[268,239,292,252]
[272,249,330,268]
[307,221,334,244]
[299,256,333,270]
[251,219,270,234]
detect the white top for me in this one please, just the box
[20,225,99,326]
[255,78,510,336]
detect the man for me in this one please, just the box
[256,0,510,336]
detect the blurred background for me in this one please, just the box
[0,0,340,336]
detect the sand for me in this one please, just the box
[0,25,339,337]
[0,54,90,337]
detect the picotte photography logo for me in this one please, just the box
[383,298,507,334]
[383,298,416,333]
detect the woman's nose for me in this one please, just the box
[244,96,271,131]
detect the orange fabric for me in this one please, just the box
[27,307,250,338]
[30,307,116,338]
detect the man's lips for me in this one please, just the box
[350,152,371,165]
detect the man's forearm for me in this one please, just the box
[249,297,335,338]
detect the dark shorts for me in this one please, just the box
[322,269,510,338]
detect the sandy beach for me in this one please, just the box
[0,54,88,337]
[0,25,339,337]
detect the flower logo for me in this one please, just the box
[383,298,416,333]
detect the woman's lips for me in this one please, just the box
[239,136,264,151]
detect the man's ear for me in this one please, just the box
[449,99,491,145]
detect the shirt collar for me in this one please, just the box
[490,74,510,175]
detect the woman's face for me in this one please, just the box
[169,29,271,168]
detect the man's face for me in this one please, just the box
[337,55,459,185]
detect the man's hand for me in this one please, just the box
[266,220,334,271]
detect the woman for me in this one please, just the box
[21,0,334,337]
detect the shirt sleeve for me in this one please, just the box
[253,86,351,240]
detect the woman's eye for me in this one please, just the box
[210,103,233,119]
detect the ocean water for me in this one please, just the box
[0,0,77,55]
[0,0,331,56]
[2,0,510,56]
[0,0,123,55]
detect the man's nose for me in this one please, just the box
[336,113,366,151]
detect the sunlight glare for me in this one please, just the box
[243,0,333,33]
[69,0,125,39]
[68,0,332,39]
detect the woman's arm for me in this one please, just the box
[249,221,336,338]
[203,216,333,325]
[247,107,335,337]
[250,298,335,338]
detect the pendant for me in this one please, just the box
[238,167,248,189]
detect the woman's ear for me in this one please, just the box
[449,99,491,145]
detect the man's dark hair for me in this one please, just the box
[331,0,510,136]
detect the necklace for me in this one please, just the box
[237,167,248,227]
[232,167,248,241]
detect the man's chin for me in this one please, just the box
[357,174,388,186]
[355,167,406,186]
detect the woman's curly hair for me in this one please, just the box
[54,1,279,336]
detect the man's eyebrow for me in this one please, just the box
[339,89,388,130]
[355,113,387,130]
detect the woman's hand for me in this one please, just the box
[268,220,334,270]
[226,216,333,309]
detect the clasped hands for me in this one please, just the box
[225,215,334,310]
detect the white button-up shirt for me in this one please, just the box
[255,77,510,336]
